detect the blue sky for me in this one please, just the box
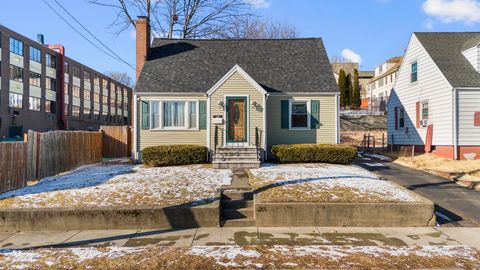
[1,0,479,79]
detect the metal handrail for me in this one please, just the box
[214,126,219,159]
[255,127,260,161]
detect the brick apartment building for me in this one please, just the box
[0,25,132,139]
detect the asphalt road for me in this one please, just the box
[355,155,480,227]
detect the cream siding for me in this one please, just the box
[138,96,207,150]
[209,71,264,148]
[457,90,480,146]
[267,94,337,149]
[388,34,454,146]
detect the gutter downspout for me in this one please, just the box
[263,93,270,161]
[133,94,139,161]
[336,93,341,144]
[206,93,211,160]
[453,87,458,160]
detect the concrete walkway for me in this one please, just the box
[0,227,479,250]
[354,156,480,227]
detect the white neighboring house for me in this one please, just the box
[388,32,480,160]
[365,57,402,112]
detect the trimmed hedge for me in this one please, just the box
[142,145,208,167]
[271,144,357,165]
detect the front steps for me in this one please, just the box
[221,188,256,227]
[213,147,261,169]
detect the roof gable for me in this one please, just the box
[207,65,267,96]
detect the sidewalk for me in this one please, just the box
[1,227,479,250]
[354,155,480,227]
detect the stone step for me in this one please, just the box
[213,161,261,169]
[222,191,253,201]
[222,199,254,209]
[222,218,256,227]
[222,208,254,219]
[213,156,259,162]
[215,153,259,158]
[216,148,259,154]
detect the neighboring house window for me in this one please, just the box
[411,62,418,83]
[420,101,429,127]
[29,97,41,111]
[290,100,310,129]
[46,53,56,69]
[29,72,41,87]
[72,105,80,117]
[9,93,23,108]
[46,78,56,91]
[72,66,81,78]
[46,100,56,114]
[10,65,24,82]
[399,107,405,128]
[73,85,81,97]
[9,37,23,55]
[29,47,41,62]
[149,100,199,130]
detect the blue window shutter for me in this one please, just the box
[141,101,149,130]
[311,100,320,129]
[281,100,289,129]
[199,101,207,130]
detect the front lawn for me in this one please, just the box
[249,163,418,203]
[0,163,232,208]
[0,245,478,269]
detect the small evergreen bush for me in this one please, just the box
[142,145,208,167]
[271,144,357,164]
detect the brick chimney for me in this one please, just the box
[136,16,150,80]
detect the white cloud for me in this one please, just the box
[245,0,271,9]
[341,49,362,64]
[422,0,480,24]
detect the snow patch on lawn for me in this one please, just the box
[250,163,417,202]
[0,163,232,208]
[189,246,262,267]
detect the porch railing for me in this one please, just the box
[214,126,219,159]
[255,127,261,161]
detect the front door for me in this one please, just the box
[226,97,247,143]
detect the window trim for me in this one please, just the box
[398,107,405,129]
[288,99,311,130]
[148,99,200,131]
[410,61,418,83]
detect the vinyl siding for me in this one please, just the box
[267,94,337,149]
[462,47,480,72]
[138,96,207,150]
[387,34,454,146]
[209,71,264,148]
[457,90,480,146]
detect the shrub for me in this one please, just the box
[271,144,357,165]
[142,145,208,167]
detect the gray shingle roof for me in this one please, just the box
[135,38,339,93]
[415,32,480,88]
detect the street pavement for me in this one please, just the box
[355,155,480,227]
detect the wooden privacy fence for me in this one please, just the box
[101,126,132,158]
[27,130,103,180]
[0,142,28,194]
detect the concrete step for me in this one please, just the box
[216,148,259,154]
[222,199,254,209]
[222,208,254,219]
[222,218,256,227]
[222,191,253,201]
[214,156,259,161]
[213,161,261,169]
[214,153,259,158]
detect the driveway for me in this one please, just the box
[355,155,480,227]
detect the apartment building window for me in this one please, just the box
[9,93,23,108]
[93,110,100,120]
[72,85,81,97]
[411,62,418,83]
[29,47,41,62]
[72,66,81,78]
[9,37,23,55]
[102,79,108,89]
[72,106,80,117]
[102,93,108,104]
[64,82,69,94]
[29,97,41,111]
[64,62,69,74]
[84,107,91,118]
[46,100,56,114]
[10,65,24,82]
[46,78,57,91]
[46,53,56,69]
[94,92,100,103]
[84,90,91,101]
[64,104,69,116]
[94,76,100,86]
[84,71,90,82]
[29,72,41,87]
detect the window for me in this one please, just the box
[46,53,56,69]
[72,66,81,78]
[94,76,100,86]
[9,93,23,108]
[84,107,91,118]
[93,110,100,120]
[29,97,41,111]
[46,78,56,91]
[9,37,23,55]
[84,90,91,101]
[411,62,418,83]
[421,101,429,127]
[378,78,384,87]
[102,79,108,89]
[94,92,100,103]
[399,108,405,128]
[10,65,24,82]
[64,104,69,116]
[84,71,90,82]
[72,85,81,97]
[64,82,70,94]
[149,100,198,130]
[29,47,41,62]
[72,106,80,117]
[290,101,309,129]
[64,62,69,74]
[46,100,56,114]
[102,93,108,104]
[29,72,41,87]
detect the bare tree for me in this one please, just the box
[88,0,252,38]
[224,18,299,39]
[105,71,134,87]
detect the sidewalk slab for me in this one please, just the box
[60,230,138,248]
[124,228,196,248]
[376,227,461,246]
[315,227,406,246]
[0,231,80,249]
[258,227,329,245]
[0,232,16,242]
[436,227,480,249]
[193,227,259,246]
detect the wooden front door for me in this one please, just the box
[226,97,247,143]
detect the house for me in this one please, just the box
[133,17,340,168]
[365,56,402,112]
[388,32,480,160]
